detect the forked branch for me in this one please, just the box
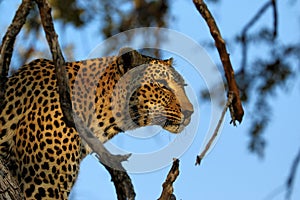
[240,0,277,73]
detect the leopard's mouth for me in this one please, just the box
[162,117,191,133]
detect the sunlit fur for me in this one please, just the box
[0,48,193,199]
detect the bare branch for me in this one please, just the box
[196,92,233,165]
[34,1,135,198]
[0,0,32,108]
[271,0,278,38]
[73,114,136,200]
[102,164,136,200]
[193,0,244,125]
[34,0,74,127]
[241,0,278,39]
[240,0,278,72]
[0,1,33,198]
[73,114,131,170]
[286,147,300,200]
[158,159,180,200]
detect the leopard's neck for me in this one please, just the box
[68,58,143,143]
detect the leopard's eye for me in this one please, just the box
[157,79,168,87]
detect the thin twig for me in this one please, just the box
[240,0,278,72]
[285,147,300,200]
[158,159,180,200]
[271,0,278,39]
[193,0,244,125]
[195,92,234,165]
[241,1,273,37]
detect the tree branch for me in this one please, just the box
[34,1,135,199]
[285,147,300,200]
[193,0,244,125]
[158,159,180,200]
[103,165,136,200]
[0,159,23,200]
[0,0,32,108]
[34,0,74,127]
[0,1,33,199]
[74,114,135,200]
[240,0,278,72]
[271,0,278,39]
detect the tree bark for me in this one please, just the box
[0,159,23,200]
[158,159,180,200]
[193,0,244,125]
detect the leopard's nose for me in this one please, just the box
[183,110,193,119]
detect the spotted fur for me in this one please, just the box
[0,48,193,199]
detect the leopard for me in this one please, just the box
[0,48,193,199]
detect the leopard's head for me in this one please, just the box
[114,48,193,133]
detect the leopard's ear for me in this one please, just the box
[117,47,149,75]
[163,58,173,66]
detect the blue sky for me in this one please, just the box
[1,0,300,200]
[68,1,300,199]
